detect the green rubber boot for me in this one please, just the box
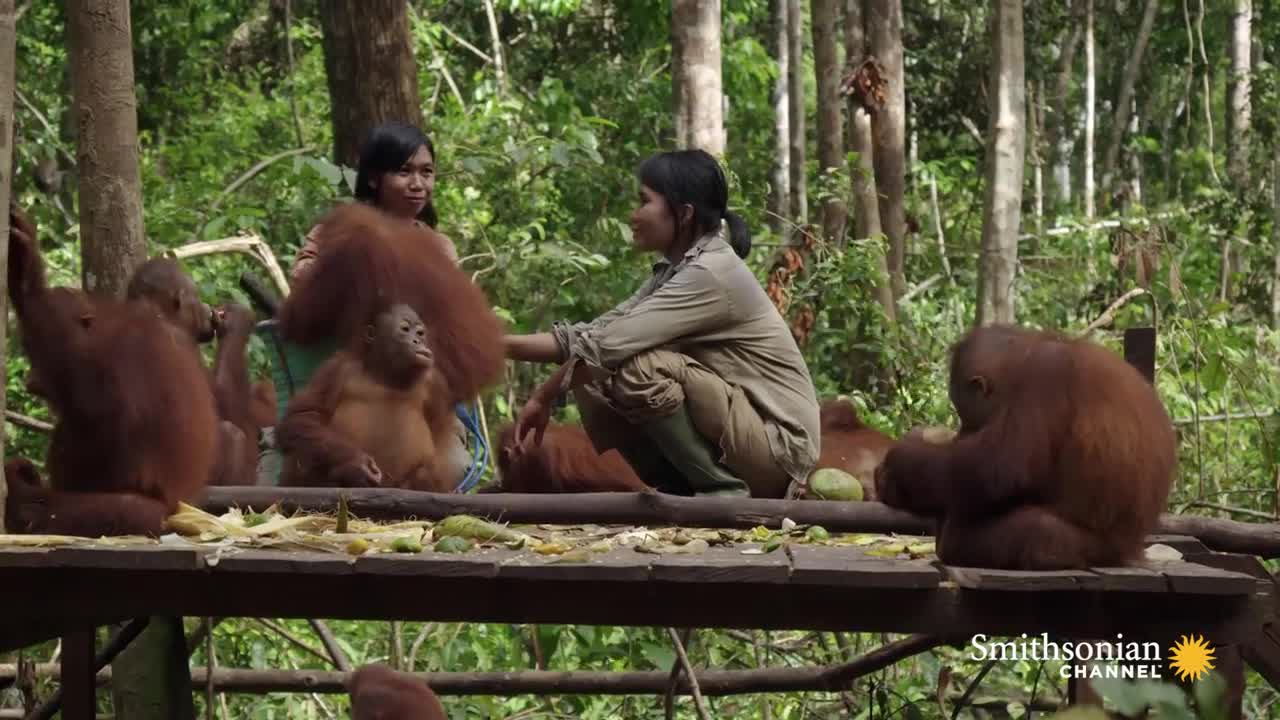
[639,405,750,497]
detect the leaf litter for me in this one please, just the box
[0,503,937,562]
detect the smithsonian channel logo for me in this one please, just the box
[969,633,1217,681]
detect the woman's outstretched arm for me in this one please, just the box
[505,333,562,363]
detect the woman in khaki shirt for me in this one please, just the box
[505,150,821,498]
[291,121,458,282]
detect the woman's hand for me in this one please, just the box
[512,394,553,449]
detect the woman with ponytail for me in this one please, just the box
[504,150,820,498]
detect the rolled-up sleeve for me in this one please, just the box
[563,266,731,382]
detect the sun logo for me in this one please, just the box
[1169,634,1216,682]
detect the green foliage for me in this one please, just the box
[6,0,1280,716]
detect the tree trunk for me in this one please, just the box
[66,0,146,298]
[768,0,790,238]
[1227,0,1251,190]
[672,0,725,156]
[976,0,1026,326]
[1272,151,1280,330]
[845,0,895,322]
[1083,0,1095,220]
[787,0,807,223]
[1029,81,1043,236]
[318,0,423,169]
[867,0,907,298]
[1100,0,1159,199]
[0,0,14,532]
[812,0,847,246]
[1048,5,1082,208]
[1126,100,1143,208]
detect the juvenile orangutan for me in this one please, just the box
[4,207,218,537]
[348,664,446,720]
[126,258,267,485]
[277,304,467,491]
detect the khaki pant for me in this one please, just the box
[575,349,790,498]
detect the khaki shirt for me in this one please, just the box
[551,225,821,483]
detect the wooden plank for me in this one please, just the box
[1145,535,1210,555]
[61,628,96,720]
[1124,326,1156,384]
[649,545,791,584]
[45,545,204,571]
[497,548,654,582]
[942,566,1096,591]
[787,546,940,589]
[1153,562,1259,595]
[211,550,357,575]
[353,549,508,579]
[0,546,58,567]
[1242,625,1280,690]
[1078,566,1170,592]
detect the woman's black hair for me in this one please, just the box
[637,149,751,258]
[353,121,439,228]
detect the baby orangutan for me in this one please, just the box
[277,304,467,491]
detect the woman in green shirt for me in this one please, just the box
[505,150,820,498]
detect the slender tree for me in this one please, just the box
[1048,1,1082,208]
[867,0,907,298]
[845,0,894,321]
[0,0,14,531]
[768,0,791,238]
[1272,151,1280,329]
[1100,0,1160,200]
[1083,0,1096,220]
[811,0,847,245]
[67,0,147,297]
[976,0,1026,326]
[1227,0,1251,190]
[672,0,725,155]
[787,0,807,223]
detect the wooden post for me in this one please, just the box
[60,629,96,720]
[111,617,196,720]
[1124,326,1156,383]
[0,0,17,534]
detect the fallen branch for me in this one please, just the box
[899,274,944,304]
[309,619,351,673]
[1158,513,1280,557]
[200,487,935,536]
[1084,287,1148,333]
[253,619,331,667]
[1178,502,1275,522]
[197,146,318,235]
[0,634,948,697]
[168,234,290,298]
[5,410,52,433]
[1173,410,1277,426]
[437,22,492,64]
[665,628,707,720]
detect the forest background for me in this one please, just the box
[3,0,1280,717]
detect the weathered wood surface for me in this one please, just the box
[197,488,1280,557]
[0,537,1269,652]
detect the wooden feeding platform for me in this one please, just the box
[2,488,1279,717]
[0,536,1268,646]
[0,490,1273,650]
